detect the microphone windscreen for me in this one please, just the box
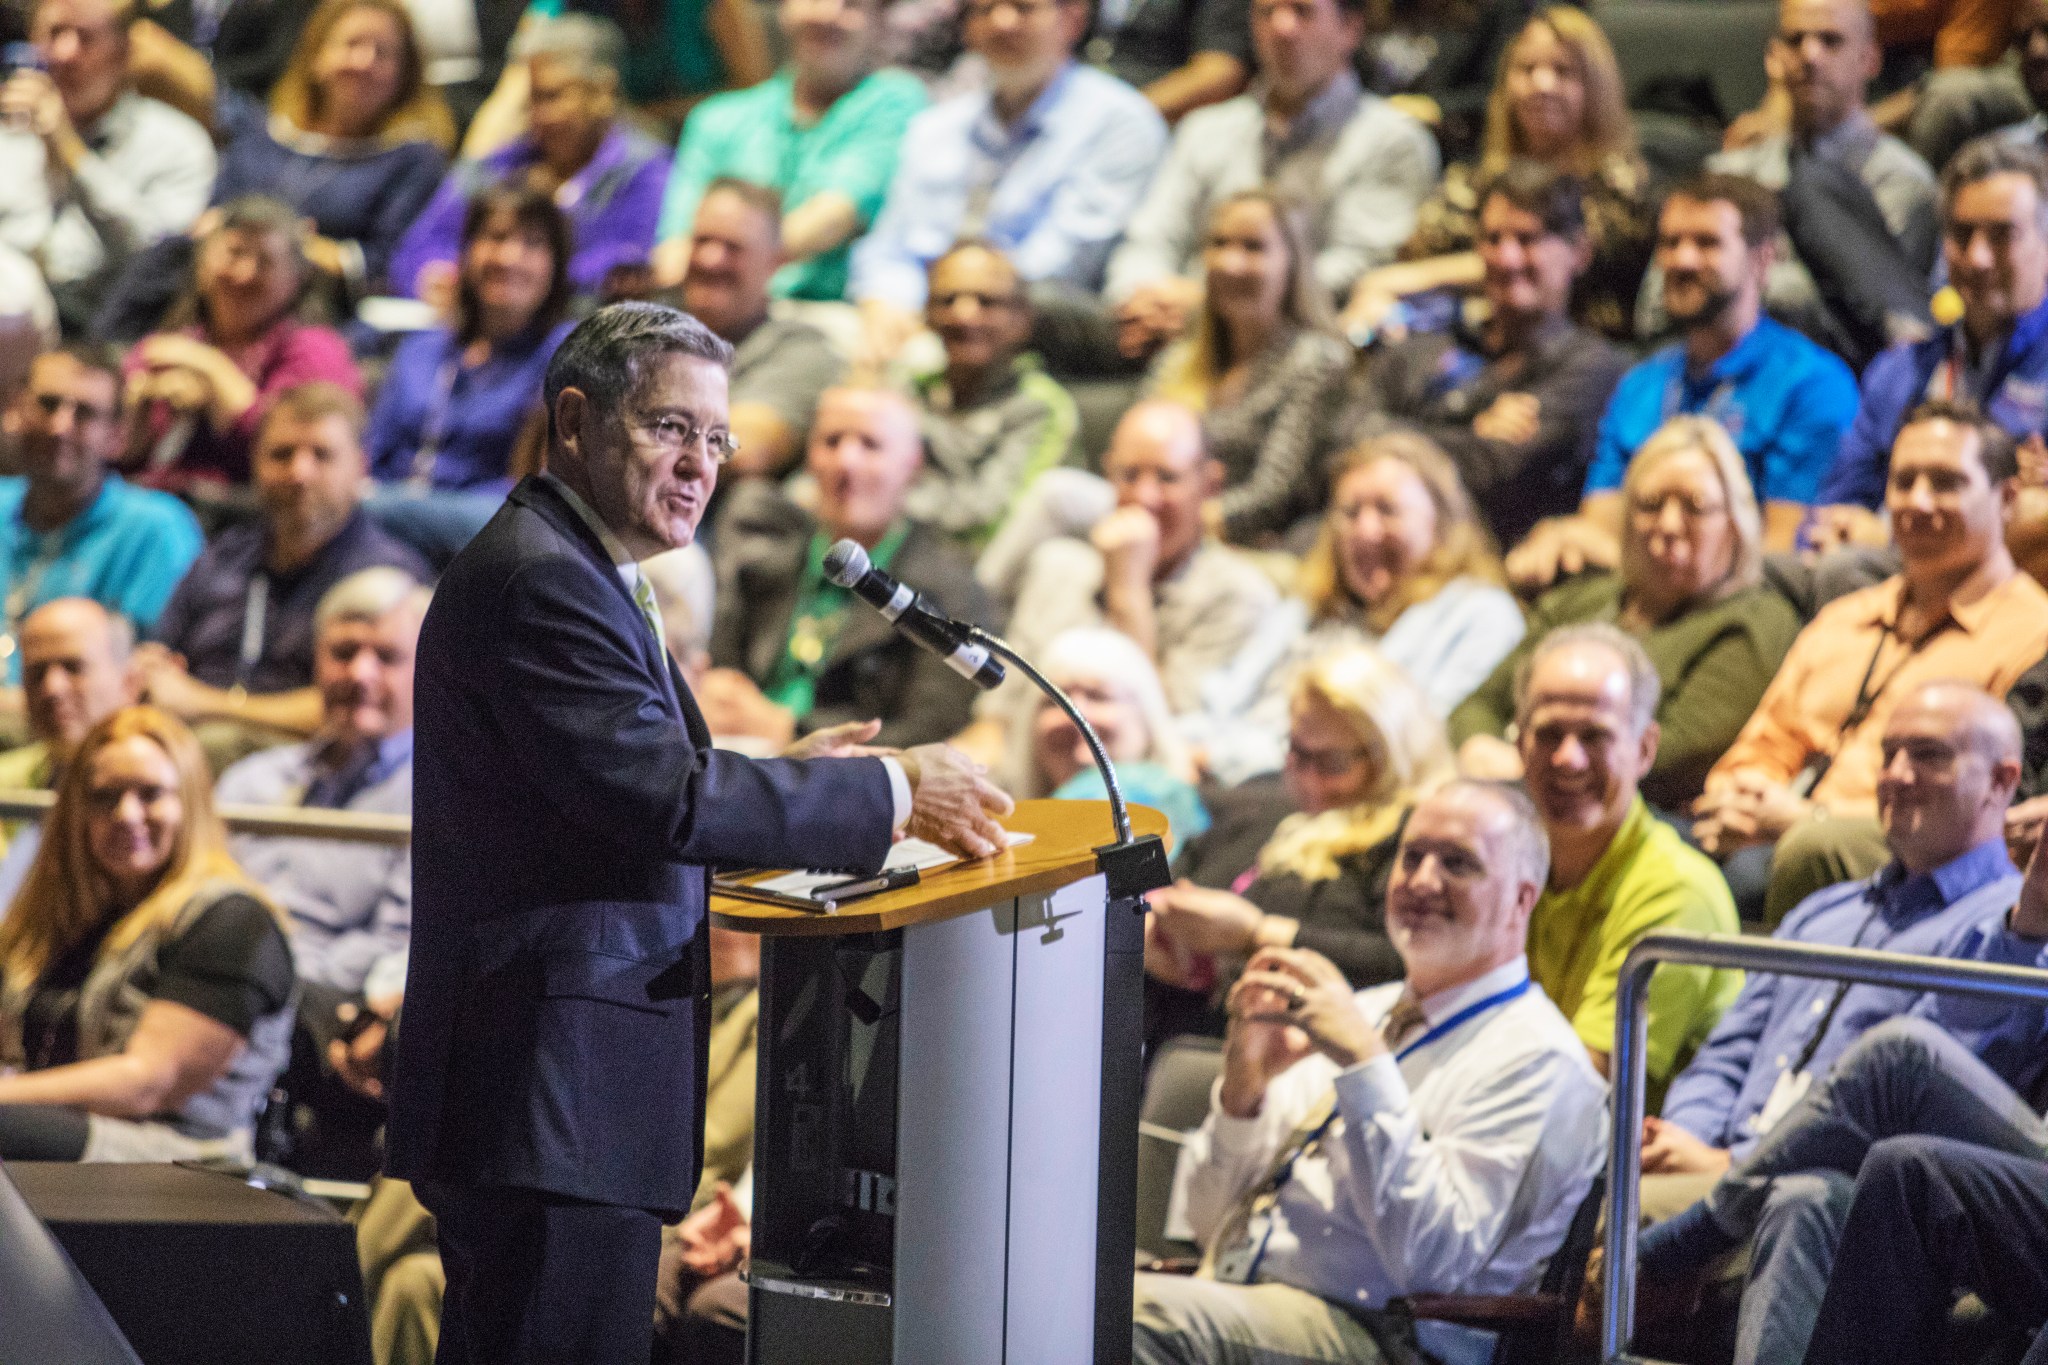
[822,538,870,588]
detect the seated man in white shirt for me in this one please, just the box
[1136,778,1607,1365]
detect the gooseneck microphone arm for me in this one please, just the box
[961,624,1130,845]
[823,542,1169,1365]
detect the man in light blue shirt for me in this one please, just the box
[1635,681,2048,1365]
[849,0,1168,357]
[0,344,201,684]
[216,567,426,1000]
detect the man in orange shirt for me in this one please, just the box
[1695,399,2048,921]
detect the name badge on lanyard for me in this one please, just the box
[1208,978,1531,1286]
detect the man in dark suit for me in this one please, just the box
[386,303,1012,1364]
[700,385,997,749]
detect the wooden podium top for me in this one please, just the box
[711,798,1167,937]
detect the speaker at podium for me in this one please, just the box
[713,798,1170,1365]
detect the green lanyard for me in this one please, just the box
[764,524,910,715]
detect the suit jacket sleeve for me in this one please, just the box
[488,552,894,873]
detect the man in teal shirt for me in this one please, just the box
[0,345,201,685]
[652,0,926,299]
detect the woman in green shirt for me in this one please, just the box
[651,0,927,299]
[1450,415,1802,812]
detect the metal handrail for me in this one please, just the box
[0,788,410,845]
[1603,930,2048,1363]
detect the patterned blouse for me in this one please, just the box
[1401,153,1656,342]
[1149,326,1353,545]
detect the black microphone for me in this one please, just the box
[823,539,1006,690]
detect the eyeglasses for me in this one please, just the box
[1284,739,1370,777]
[628,414,741,465]
[963,0,1058,20]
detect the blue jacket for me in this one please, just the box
[1817,296,2048,508]
[1660,839,2048,1158]
[386,476,896,1215]
[1585,316,1858,505]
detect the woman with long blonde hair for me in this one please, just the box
[0,707,294,1162]
[1451,416,1804,810]
[1149,189,1351,545]
[1341,5,1653,341]
[1188,431,1524,784]
[1148,645,1454,1043]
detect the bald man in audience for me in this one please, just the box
[0,597,138,909]
[700,386,994,750]
[965,399,1276,786]
[1636,681,2048,1365]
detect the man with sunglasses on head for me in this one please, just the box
[387,302,1014,1365]
[0,344,199,689]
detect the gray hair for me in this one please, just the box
[1941,135,2048,228]
[1437,778,1551,892]
[1513,622,1662,738]
[315,568,429,636]
[544,302,734,442]
[511,12,626,83]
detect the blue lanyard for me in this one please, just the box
[1238,976,1532,1284]
[1392,976,1533,1062]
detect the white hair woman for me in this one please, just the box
[1025,627,1208,856]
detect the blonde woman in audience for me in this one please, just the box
[1147,645,1453,1044]
[1450,415,1803,812]
[1149,189,1351,546]
[1023,628,1209,856]
[1341,5,1653,342]
[0,707,294,1162]
[1186,430,1524,785]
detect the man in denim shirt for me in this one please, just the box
[1633,680,2048,1365]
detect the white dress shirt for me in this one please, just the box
[540,473,913,825]
[1172,957,1607,1357]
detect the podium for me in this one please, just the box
[712,799,1169,1365]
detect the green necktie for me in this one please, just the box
[631,573,665,649]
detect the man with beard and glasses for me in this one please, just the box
[1515,624,1741,1097]
[675,180,842,482]
[1695,401,2048,922]
[1353,159,1628,549]
[1509,174,1858,596]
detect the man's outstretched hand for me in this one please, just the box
[898,743,1015,859]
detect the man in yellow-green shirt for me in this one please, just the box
[1516,624,1743,1093]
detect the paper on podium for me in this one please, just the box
[752,830,1034,898]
